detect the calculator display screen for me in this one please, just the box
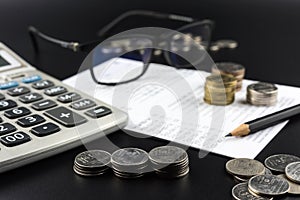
[0,55,9,67]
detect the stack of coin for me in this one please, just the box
[73,150,111,176]
[247,82,278,106]
[148,146,189,178]
[204,74,237,105]
[111,148,149,179]
[212,62,245,91]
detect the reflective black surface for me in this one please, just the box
[1,0,300,199]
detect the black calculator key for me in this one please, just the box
[32,99,57,111]
[85,106,112,118]
[17,114,45,127]
[44,86,67,96]
[31,122,60,137]
[0,100,17,111]
[4,107,31,119]
[45,107,87,127]
[0,132,31,147]
[32,80,54,89]
[70,99,96,110]
[0,93,5,100]
[57,92,81,103]
[7,86,30,96]
[19,93,43,103]
[0,123,17,136]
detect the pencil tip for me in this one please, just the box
[225,133,232,137]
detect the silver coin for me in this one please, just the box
[265,154,300,173]
[232,183,270,200]
[264,168,272,175]
[248,174,290,196]
[73,166,107,177]
[111,148,149,166]
[247,83,278,94]
[226,158,265,178]
[74,150,111,169]
[233,175,249,183]
[285,161,300,184]
[278,174,300,194]
[149,146,187,165]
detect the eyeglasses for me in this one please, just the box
[29,10,215,85]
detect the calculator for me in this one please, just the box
[0,42,128,173]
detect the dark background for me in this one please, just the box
[1,0,300,199]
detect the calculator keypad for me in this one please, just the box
[4,107,31,119]
[0,74,113,149]
[31,122,60,137]
[0,123,17,136]
[32,80,54,89]
[0,100,17,111]
[70,99,96,110]
[0,132,31,147]
[7,86,30,96]
[32,99,57,111]
[44,86,67,96]
[57,92,81,103]
[17,114,45,127]
[19,93,43,103]
[45,107,87,127]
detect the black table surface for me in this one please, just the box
[1,0,300,199]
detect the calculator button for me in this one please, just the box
[17,114,45,127]
[85,106,112,118]
[4,107,31,119]
[32,99,57,111]
[0,81,19,90]
[44,86,67,96]
[31,122,60,137]
[7,86,30,96]
[0,93,5,100]
[22,75,42,83]
[0,132,31,147]
[19,93,43,103]
[32,80,54,89]
[0,100,17,111]
[57,92,81,103]
[70,99,96,110]
[0,123,17,136]
[45,107,87,127]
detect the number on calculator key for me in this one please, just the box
[17,114,45,127]
[0,123,17,136]
[0,100,17,111]
[0,132,31,147]
[4,107,31,119]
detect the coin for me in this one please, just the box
[75,150,111,169]
[204,74,237,105]
[247,82,278,106]
[285,161,300,184]
[73,150,111,176]
[232,183,270,200]
[226,158,265,178]
[111,148,149,178]
[248,174,290,196]
[264,168,272,175]
[265,154,300,173]
[277,174,300,194]
[149,146,189,178]
[212,62,245,92]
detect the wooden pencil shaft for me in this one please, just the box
[247,104,300,133]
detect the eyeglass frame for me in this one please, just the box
[28,10,215,85]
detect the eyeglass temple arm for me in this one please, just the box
[97,10,198,37]
[28,26,81,52]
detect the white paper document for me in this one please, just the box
[63,58,300,159]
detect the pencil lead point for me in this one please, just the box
[225,133,232,137]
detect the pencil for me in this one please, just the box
[226,104,300,137]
